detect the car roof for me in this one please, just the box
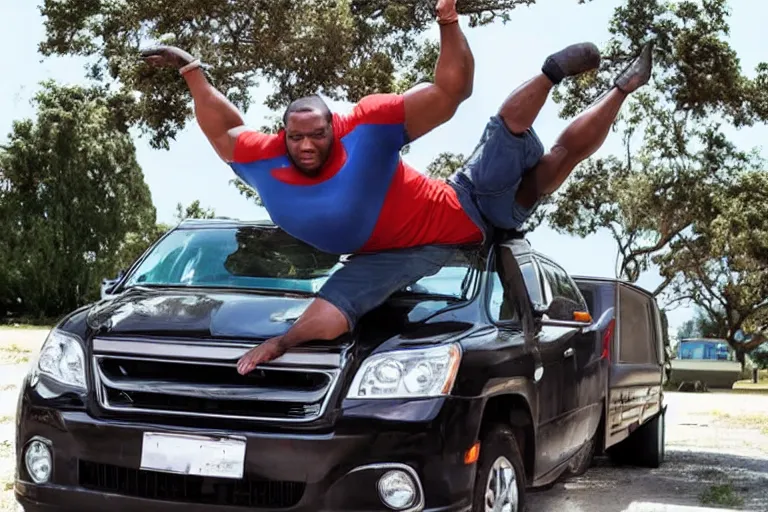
[175,218,278,230]
[571,274,655,297]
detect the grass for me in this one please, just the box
[0,418,11,426]
[0,324,52,331]
[711,411,768,436]
[699,482,745,508]
[0,440,15,512]
[0,346,30,366]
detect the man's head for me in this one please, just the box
[283,95,334,176]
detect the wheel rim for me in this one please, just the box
[484,456,519,512]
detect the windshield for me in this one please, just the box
[122,226,477,298]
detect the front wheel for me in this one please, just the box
[472,424,527,512]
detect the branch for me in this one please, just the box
[626,226,684,261]
[652,275,673,297]
[679,237,729,312]
[737,332,767,353]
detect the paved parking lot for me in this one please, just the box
[1,328,767,511]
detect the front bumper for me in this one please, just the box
[15,390,479,511]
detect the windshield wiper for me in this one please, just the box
[390,291,463,302]
[121,283,315,297]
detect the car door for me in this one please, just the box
[493,246,574,477]
[535,257,593,461]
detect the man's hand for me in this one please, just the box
[237,336,287,375]
[140,45,197,70]
[436,0,458,25]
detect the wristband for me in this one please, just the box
[179,59,202,75]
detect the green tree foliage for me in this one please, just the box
[548,0,768,286]
[546,0,768,357]
[0,81,156,319]
[175,200,216,222]
[38,0,559,150]
[676,308,727,341]
[659,170,768,360]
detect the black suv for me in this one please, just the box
[15,219,614,512]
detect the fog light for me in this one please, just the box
[378,470,416,510]
[25,440,52,484]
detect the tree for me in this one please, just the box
[658,169,768,363]
[175,200,216,222]
[547,0,768,290]
[0,81,156,319]
[38,0,562,150]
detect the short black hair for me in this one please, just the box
[282,95,332,125]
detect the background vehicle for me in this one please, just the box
[669,338,742,389]
[572,276,668,469]
[16,220,613,512]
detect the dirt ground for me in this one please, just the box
[1,328,767,511]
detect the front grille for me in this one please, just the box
[92,337,341,423]
[78,460,305,508]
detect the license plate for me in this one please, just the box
[140,432,246,479]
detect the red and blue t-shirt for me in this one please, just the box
[229,93,483,254]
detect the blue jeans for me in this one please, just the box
[318,115,545,328]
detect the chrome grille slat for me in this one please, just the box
[91,338,340,423]
[93,337,342,368]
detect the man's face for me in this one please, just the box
[285,110,333,176]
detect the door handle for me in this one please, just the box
[564,347,574,358]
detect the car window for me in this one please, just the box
[488,271,520,323]
[402,265,476,300]
[488,258,541,323]
[618,286,657,364]
[520,261,544,306]
[539,260,585,309]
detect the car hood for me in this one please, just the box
[86,287,314,339]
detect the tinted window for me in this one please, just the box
[618,286,657,364]
[488,254,545,324]
[488,271,520,323]
[539,261,583,305]
[520,262,544,306]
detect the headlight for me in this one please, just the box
[36,330,86,390]
[347,343,461,399]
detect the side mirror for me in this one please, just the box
[100,269,126,300]
[581,307,615,334]
[535,296,586,322]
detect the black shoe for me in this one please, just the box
[541,42,601,85]
[614,43,653,93]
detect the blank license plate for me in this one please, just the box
[140,432,246,479]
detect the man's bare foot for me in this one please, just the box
[236,337,286,375]
[615,43,653,94]
[542,42,601,85]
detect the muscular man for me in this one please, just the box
[141,2,653,375]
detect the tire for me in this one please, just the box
[472,424,527,512]
[609,410,665,468]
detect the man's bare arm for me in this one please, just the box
[141,45,247,162]
[403,0,474,142]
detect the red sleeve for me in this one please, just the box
[346,93,406,128]
[232,130,285,163]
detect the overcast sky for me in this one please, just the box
[1,0,766,335]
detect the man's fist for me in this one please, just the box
[436,0,458,25]
[140,45,197,70]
